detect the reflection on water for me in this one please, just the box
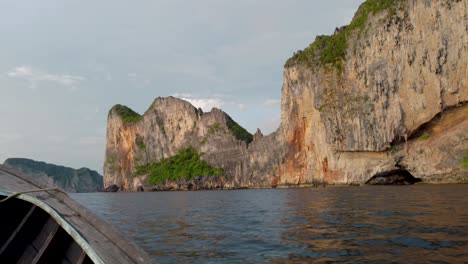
[72,185,468,263]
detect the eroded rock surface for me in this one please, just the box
[277,0,467,185]
[104,97,285,190]
[104,0,467,190]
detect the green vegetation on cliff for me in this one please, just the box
[419,132,430,140]
[135,136,146,150]
[200,123,224,146]
[286,0,401,70]
[226,115,253,144]
[135,147,224,184]
[111,104,142,123]
[462,150,468,169]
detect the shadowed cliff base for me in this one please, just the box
[366,169,422,185]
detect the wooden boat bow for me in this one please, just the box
[0,165,156,264]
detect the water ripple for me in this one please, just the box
[73,185,468,263]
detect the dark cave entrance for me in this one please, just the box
[365,169,422,185]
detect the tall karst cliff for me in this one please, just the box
[105,0,467,190]
[104,97,285,190]
[279,0,467,184]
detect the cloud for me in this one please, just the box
[182,97,224,112]
[262,99,281,107]
[7,65,85,89]
[174,93,250,112]
[174,93,226,111]
[7,66,32,77]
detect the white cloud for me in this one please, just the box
[174,93,250,112]
[7,65,32,77]
[174,93,232,111]
[262,99,281,107]
[7,65,85,89]
[182,97,224,112]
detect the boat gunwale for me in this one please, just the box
[0,164,156,264]
[0,189,105,264]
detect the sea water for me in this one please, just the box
[72,185,468,263]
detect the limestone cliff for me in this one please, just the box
[3,158,103,192]
[279,0,467,184]
[104,97,284,190]
[105,0,467,190]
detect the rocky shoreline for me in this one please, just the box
[103,174,438,192]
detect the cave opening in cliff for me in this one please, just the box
[365,169,421,185]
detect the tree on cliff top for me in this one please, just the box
[286,0,401,70]
[111,104,142,123]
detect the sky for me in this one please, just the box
[0,0,363,174]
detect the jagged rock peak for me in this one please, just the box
[254,128,264,140]
[103,96,273,190]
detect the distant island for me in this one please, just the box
[104,0,467,191]
[3,158,103,193]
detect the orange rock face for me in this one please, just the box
[105,0,467,190]
[276,0,467,185]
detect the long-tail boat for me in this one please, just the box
[0,165,155,264]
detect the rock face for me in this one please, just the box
[104,97,285,190]
[278,0,467,185]
[104,0,467,190]
[4,158,104,192]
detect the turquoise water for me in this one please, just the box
[73,185,468,263]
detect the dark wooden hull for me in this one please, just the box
[0,165,155,264]
[0,196,94,263]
